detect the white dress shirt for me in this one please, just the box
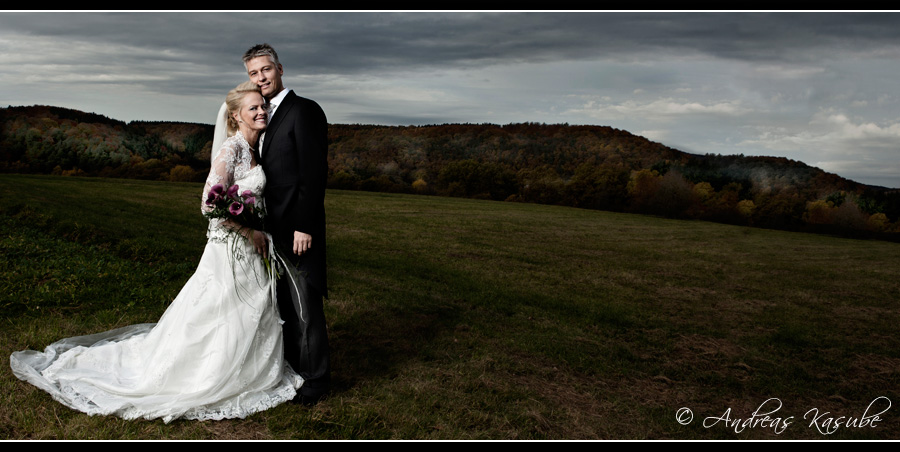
[261,88,290,155]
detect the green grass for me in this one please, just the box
[2,174,899,440]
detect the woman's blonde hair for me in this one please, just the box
[224,81,263,136]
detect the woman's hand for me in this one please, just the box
[222,219,268,259]
[246,229,268,259]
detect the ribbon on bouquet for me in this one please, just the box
[266,234,308,324]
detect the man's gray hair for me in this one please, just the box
[243,43,281,69]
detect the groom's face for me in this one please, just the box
[246,56,284,100]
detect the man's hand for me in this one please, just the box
[293,231,312,255]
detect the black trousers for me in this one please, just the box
[276,275,330,396]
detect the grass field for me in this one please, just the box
[1,173,899,440]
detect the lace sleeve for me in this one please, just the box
[201,139,237,229]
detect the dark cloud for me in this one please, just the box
[5,12,900,75]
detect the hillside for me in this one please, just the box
[2,105,898,238]
[0,105,214,181]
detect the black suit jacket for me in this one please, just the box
[260,90,328,298]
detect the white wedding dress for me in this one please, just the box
[9,131,303,423]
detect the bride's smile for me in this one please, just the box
[235,92,268,132]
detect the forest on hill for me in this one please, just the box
[2,105,899,239]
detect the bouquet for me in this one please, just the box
[203,183,266,232]
[204,183,275,278]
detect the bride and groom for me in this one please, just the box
[10,44,331,422]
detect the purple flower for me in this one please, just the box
[241,189,253,199]
[206,183,225,205]
[226,184,240,199]
[244,195,257,206]
[229,201,244,216]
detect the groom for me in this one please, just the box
[243,43,330,405]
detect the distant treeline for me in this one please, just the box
[0,105,214,182]
[3,105,899,239]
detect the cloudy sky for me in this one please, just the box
[2,11,899,188]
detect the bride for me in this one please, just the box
[9,82,305,423]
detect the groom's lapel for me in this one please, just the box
[262,91,296,157]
